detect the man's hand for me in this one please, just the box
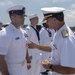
[27,63,31,70]
[27,41,52,52]
[42,60,50,69]
[0,55,9,75]
[27,41,37,49]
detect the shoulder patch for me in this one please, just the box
[61,30,69,38]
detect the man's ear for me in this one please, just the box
[53,18,57,21]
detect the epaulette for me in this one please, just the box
[61,30,69,38]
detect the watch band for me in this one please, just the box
[49,64,54,71]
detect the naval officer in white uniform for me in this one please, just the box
[0,5,27,75]
[28,7,75,75]
[41,7,75,75]
[26,14,41,75]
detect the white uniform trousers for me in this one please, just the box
[27,61,34,75]
[7,63,27,75]
[34,59,41,75]
[27,59,41,75]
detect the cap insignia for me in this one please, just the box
[44,14,52,20]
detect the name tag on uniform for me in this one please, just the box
[15,37,20,40]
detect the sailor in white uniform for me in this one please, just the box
[26,14,41,75]
[40,21,55,75]
[0,5,27,75]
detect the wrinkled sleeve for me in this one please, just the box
[25,28,32,56]
[0,32,11,55]
[61,36,75,68]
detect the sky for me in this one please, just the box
[0,0,75,27]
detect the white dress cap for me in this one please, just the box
[6,5,27,17]
[6,5,25,13]
[29,14,38,19]
[41,7,65,14]
[41,7,65,21]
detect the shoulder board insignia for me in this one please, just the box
[61,30,69,38]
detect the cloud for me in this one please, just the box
[65,9,75,26]
[52,0,71,3]
[0,0,14,7]
[71,4,75,8]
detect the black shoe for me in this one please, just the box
[41,71,48,75]
[41,70,50,75]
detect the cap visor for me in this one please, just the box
[43,14,52,21]
[43,17,47,21]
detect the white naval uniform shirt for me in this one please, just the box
[0,23,27,75]
[40,27,55,72]
[51,24,75,75]
[26,25,41,75]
